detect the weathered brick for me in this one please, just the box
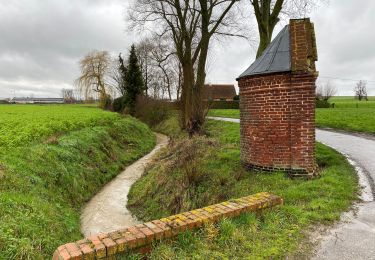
[136,224,155,243]
[119,230,138,249]
[144,222,164,240]
[78,243,94,260]
[102,237,117,256]
[152,220,173,238]
[54,247,71,260]
[88,236,106,259]
[53,193,283,259]
[64,243,82,260]
[127,226,147,247]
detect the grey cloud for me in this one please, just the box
[0,0,133,98]
[1,0,375,98]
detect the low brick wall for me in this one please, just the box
[53,192,283,260]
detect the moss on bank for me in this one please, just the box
[127,118,358,259]
[0,116,155,259]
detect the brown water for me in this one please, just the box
[80,133,168,237]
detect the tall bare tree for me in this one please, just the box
[130,0,242,136]
[108,54,127,96]
[355,80,368,101]
[136,39,155,96]
[75,50,112,108]
[250,0,321,57]
[61,89,76,103]
[316,81,336,101]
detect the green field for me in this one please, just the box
[0,105,156,259]
[127,116,358,259]
[0,104,117,148]
[329,96,375,108]
[208,96,375,134]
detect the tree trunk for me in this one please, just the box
[257,28,272,58]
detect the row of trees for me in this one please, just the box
[76,0,322,135]
[129,0,321,135]
[75,46,146,114]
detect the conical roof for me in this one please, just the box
[238,25,291,79]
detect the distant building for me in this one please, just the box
[0,98,10,104]
[204,84,237,101]
[10,97,64,104]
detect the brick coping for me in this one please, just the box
[53,192,283,260]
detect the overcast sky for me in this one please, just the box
[0,0,375,99]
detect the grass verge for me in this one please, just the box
[127,117,358,259]
[208,106,375,135]
[0,112,155,259]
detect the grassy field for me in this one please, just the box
[127,116,358,259]
[329,96,375,108]
[0,104,117,148]
[0,105,156,259]
[208,96,375,134]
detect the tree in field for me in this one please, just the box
[130,0,243,136]
[250,0,321,57]
[61,89,76,103]
[355,80,368,101]
[316,81,336,101]
[75,50,112,108]
[125,45,145,115]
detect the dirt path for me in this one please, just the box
[208,117,375,260]
[80,133,168,237]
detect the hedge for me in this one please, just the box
[209,100,239,109]
[316,99,331,108]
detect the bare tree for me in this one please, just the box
[130,0,243,136]
[136,35,184,101]
[315,83,323,100]
[355,80,368,101]
[75,50,113,107]
[316,81,336,101]
[61,89,75,103]
[250,0,322,57]
[136,39,155,96]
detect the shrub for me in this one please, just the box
[101,94,113,110]
[135,96,170,127]
[127,136,219,218]
[209,100,239,109]
[113,96,126,113]
[316,99,331,108]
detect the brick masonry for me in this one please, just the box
[238,18,318,176]
[53,192,283,259]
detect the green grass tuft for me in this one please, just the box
[127,117,358,259]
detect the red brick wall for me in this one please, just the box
[239,73,316,175]
[238,18,317,176]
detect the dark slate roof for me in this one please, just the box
[238,25,291,79]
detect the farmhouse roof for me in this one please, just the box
[204,84,237,100]
[238,25,291,79]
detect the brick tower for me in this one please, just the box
[237,18,318,176]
